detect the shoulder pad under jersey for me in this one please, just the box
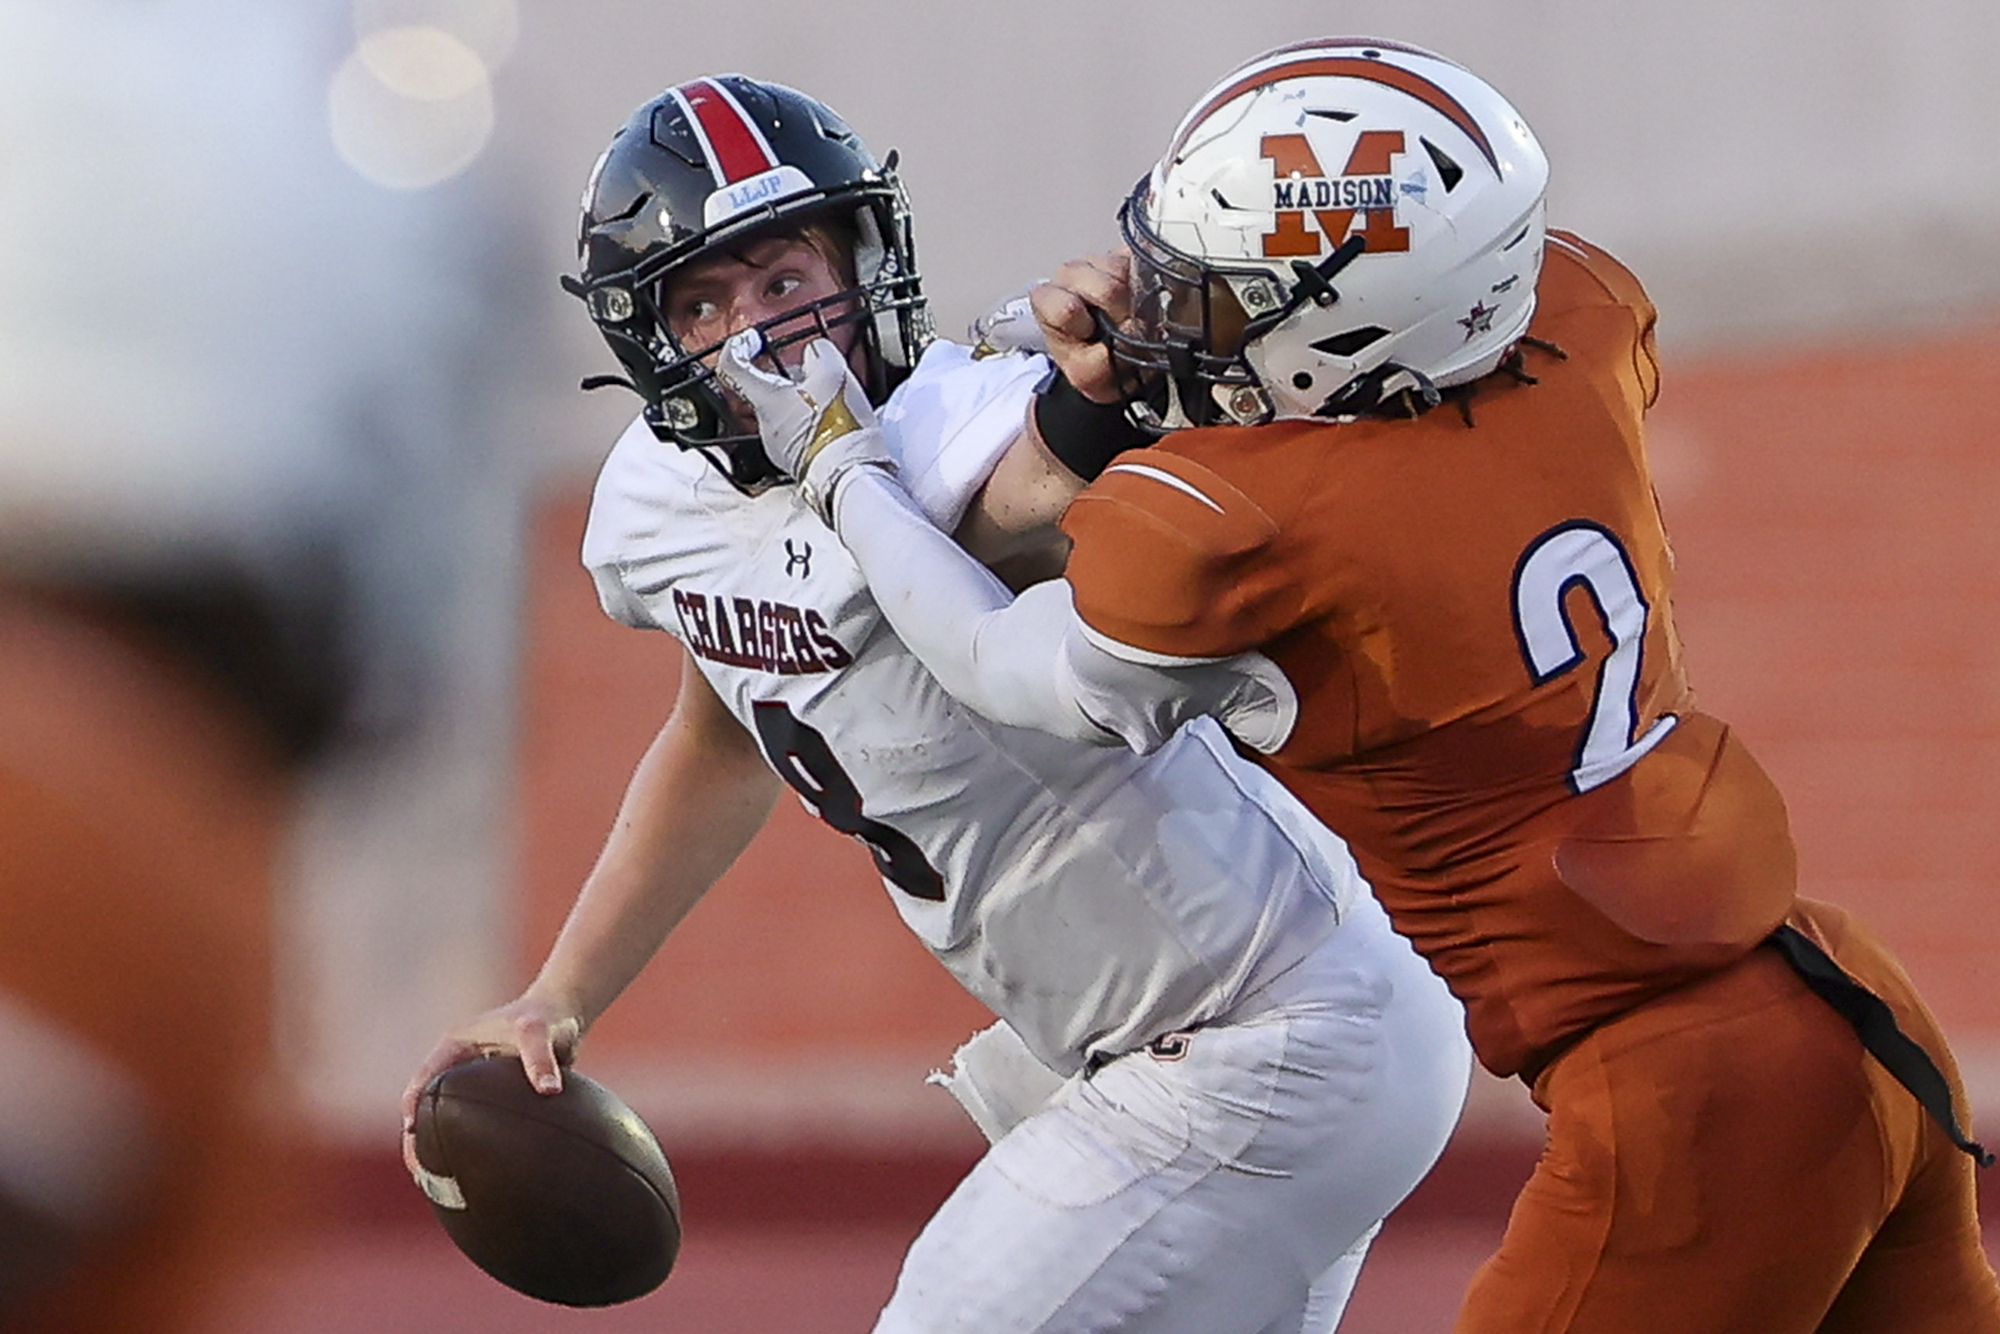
[1543,230,1660,408]
[1060,451,1294,661]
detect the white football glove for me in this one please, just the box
[715,330,893,524]
[966,289,1047,358]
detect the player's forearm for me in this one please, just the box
[528,688,779,1030]
[833,468,1295,754]
[832,468,1119,744]
[948,422,1086,582]
[529,834,735,1031]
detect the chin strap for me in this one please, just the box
[1314,363,1442,420]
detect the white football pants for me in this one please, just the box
[873,891,1471,1334]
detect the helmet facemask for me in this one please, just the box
[1108,183,1377,429]
[632,205,914,490]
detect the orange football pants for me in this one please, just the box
[1456,898,1999,1334]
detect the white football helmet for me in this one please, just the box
[1110,38,1550,426]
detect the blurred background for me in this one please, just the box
[0,0,1994,1329]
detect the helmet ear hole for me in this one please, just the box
[1420,138,1464,192]
[1310,326,1391,358]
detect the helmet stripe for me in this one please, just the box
[1169,55,1498,173]
[672,79,780,187]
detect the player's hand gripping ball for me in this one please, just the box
[408,1056,681,1306]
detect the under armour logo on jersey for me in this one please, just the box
[784,538,812,578]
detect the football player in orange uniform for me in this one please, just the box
[725,37,2000,1334]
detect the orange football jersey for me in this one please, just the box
[1062,233,1799,1077]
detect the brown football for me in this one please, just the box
[409,1056,680,1307]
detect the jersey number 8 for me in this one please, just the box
[751,701,947,901]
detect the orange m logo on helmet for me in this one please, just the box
[1260,131,1412,259]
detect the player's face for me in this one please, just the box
[662,231,862,371]
[661,230,865,431]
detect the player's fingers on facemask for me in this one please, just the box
[1056,253,1125,313]
[800,335,838,379]
[1030,280,1095,347]
[801,338,855,402]
[1094,251,1135,319]
[718,329,774,395]
[725,327,765,366]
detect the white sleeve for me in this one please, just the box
[881,342,1050,532]
[829,468,1297,755]
[587,562,658,631]
[578,415,674,632]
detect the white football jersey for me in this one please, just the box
[581,343,1361,1074]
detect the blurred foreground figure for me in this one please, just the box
[0,570,344,1332]
[0,0,485,1325]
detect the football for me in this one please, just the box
[408,1055,680,1307]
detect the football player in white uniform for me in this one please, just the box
[403,76,1470,1334]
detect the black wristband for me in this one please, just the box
[1031,372,1152,481]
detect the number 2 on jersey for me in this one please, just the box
[1511,521,1676,793]
[751,701,947,901]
